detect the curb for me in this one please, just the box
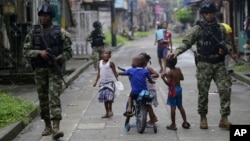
[0,107,39,141]
[0,60,93,141]
[232,72,250,85]
[0,45,122,141]
[65,60,93,87]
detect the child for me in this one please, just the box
[161,56,190,130]
[139,53,159,126]
[154,24,166,45]
[155,21,173,74]
[119,55,155,115]
[93,48,118,118]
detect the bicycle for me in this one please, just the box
[118,67,157,134]
[124,90,157,134]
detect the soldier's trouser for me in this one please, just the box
[35,68,63,120]
[196,62,232,117]
[92,46,104,69]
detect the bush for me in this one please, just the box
[174,8,194,24]
[0,92,36,129]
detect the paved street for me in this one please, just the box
[12,34,250,141]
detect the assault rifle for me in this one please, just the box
[37,24,68,88]
[197,21,230,55]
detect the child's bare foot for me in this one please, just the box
[101,113,109,118]
[108,111,113,117]
[166,124,177,130]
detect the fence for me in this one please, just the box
[70,10,98,56]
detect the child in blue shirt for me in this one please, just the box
[155,24,166,44]
[119,55,155,115]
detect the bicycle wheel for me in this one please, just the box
[124,116,131,132]
[136,104,147,133]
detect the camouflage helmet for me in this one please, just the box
[37,1,55,18]
[93,21,102,28]
[199,0,217,14]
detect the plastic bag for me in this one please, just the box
[115,81,124,91]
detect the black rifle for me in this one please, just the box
[38,25,68,88]
[197,21,238,63]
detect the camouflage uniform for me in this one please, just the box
[91,45,104,70]
[174,21,233,117]
[87,21,105,70]
[23,26,72,121]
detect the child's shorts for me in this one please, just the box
[157,46,168,59]
[166,86,182,107]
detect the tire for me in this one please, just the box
[136,105,147,133]
[125,123,130,132]
[154,126,157,133]
[125,116,130,127]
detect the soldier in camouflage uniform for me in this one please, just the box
[168,0,233,130]
[23,1,72,140]
[87,21,105,71]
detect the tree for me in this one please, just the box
[174,8,194,24]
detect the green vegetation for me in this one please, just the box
[134,31,153,38]
[104,30,153,46]
[174,8,194,24]
[232,65,250,72]
[172,36,183,44]
[0,92,36,129]
[104,31,130,45]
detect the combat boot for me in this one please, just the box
[52,120,64,140]
[200,114,208,129]
[219,116,231,129]
[42,119,52,136]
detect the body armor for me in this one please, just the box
[196,22,222,56]
[31,25,62,68]
[91,29,105,47]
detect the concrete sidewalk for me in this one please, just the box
[0,46,120,141]
[0,45,249,141]
[0,57,93,141]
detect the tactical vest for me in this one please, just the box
[196,23,222,56]
[91,29,104,47]
[31,25,62,68]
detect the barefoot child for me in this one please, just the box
[161,56,190,130]
[93,49,118,118]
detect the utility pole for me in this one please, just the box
[111,0,117,47]
[130,0,134,37]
